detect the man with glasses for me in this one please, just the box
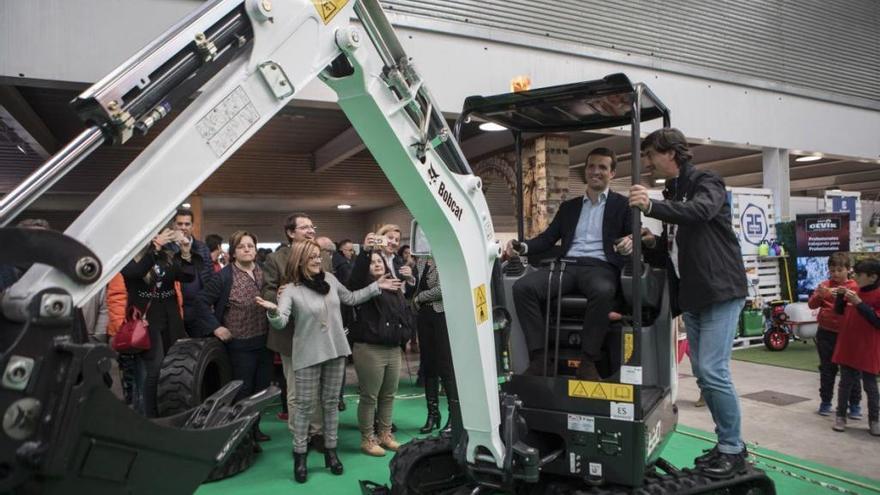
[262,213,325,452]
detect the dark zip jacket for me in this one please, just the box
[644,162,747,315]
[346,250,414,347]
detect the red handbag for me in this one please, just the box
[112,302,152,353]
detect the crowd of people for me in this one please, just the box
[35,209,455,484]
[2,127,877,486]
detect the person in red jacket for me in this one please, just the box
[831,258,880,436]
[808,252,862,417]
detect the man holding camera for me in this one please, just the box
[506,148,634,380]
[170,208,215,338]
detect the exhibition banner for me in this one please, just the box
[795,213,850,300]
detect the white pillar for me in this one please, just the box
[762,148,790,221]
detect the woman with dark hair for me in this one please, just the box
[348,237,412,457]
[197,231,272,408]
[121,227,194,417]
[256,240,401,483]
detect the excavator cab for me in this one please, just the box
[456,73,679,489]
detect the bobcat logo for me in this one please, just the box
[427,165,440,185]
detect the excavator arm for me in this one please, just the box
[0,0,504,492]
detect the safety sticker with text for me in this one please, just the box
[568,380,633,402]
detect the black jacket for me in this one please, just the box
[121,248,194,352]
[193,264,234,339]
[645,163,747,314]
[169,239,215,321]
[524,191,633,269]
[347,250,413,347]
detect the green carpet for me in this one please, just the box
[732,339,820,373]
[197,383,880,495]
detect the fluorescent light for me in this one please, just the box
[337,204,352,210]
[479,122,507,132]
[181,203,191,208]
[655,178,666,185]
[795,155,822,162]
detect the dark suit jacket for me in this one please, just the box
[523,191,633,270]
[193,264,234,339]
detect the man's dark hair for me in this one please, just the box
[586,147,618,171]
[175,208,194,221]
[641,128,693,167]
[827,252,851,270]
[283,212,310,242]
[337,239,352,250]
[853,258,880,278]
[205,234,223,252]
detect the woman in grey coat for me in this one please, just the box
[256,239,401,483]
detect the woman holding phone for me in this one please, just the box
[121,227,194,417]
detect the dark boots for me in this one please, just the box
[420,376,441,434]
[293,452,308,483]
[439,374,460,437]
[324,448,344,475]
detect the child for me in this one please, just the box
[831,259,880,436]
[808,252,862,417]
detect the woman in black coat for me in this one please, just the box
[347,237,412,457]
[121,228,194,417]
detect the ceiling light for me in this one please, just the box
[795,155,822,162]
[181,202,191,208]
[655,178,666,185]
[337,204,352,210]
[16,144,27,154]
[479,122,507,132]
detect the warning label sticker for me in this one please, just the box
[474,284,488,324]
[311,0,349,24]
[568,380,634,403]
[197,86,259,158]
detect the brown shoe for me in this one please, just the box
[575,360,601,381]
[378,431,400,452]
[361,436,386,457]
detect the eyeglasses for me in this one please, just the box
[308,253,322,261]
[295,225,316,231]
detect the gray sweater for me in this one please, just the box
[268,273,379,371]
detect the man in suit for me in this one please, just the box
[506,148,633,380]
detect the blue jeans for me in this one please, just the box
[684,297,745,455]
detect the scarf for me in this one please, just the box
[301,271,331,295]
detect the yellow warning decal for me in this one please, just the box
[624,332,634,363]
[474,284,489,324]
[311,0,349,24]
[568,380,634,403]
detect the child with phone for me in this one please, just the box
[808,252,862,417]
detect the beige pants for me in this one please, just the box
[281,354,323,436]
[352,343,401,437]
